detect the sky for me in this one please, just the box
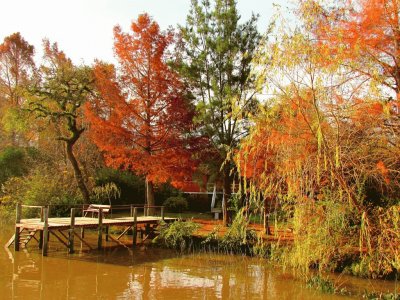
[0,0,286,64]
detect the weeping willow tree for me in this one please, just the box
[236,4,400,277]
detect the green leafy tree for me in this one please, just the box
[179,0,261,224]
[0,32,36,146]
[27,40,93,202]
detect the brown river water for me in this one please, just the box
[0,227,398,299]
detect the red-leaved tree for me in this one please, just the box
[86,14,195,208]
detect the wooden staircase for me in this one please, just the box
[5,228,39,248]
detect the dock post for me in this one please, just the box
[105,226,109,242]
[98,208,103,249]
[39,207,44,249]
[81,204,85,239]
[68,208,76,254]
[132,207,137,247]
[130,205,133,217]
[42,207,49,256]
[14,203,21,251]
[161,206,165,221]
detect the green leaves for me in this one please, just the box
[180,0,261,157]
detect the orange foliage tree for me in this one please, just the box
[306,0,400,96]
[86,14,195,208]
[236,3,400,275]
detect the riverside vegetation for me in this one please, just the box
[0,0,399,298]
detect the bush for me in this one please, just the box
[154,219,199,251]
[95,168,180,205]
[306,275,336,294]
[163,196,189,212]
[0,146,32,184]
[0,166,83,219]
[91,182,121,205]
[95,168,145,205]
[220,208,257,253]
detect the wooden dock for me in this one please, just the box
[6,204,176,256]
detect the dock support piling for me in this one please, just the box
[68,208,76,254]
[14,203,21,251]
[42,207,49,256]
[39,207,44,249]
[132,207,137,247]
[98,208,103,249]
[81,204,85,239]
[105,226,109,242]
[161,206,164,221]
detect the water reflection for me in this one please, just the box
[0,229,397,299]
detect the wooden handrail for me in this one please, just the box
[21,205,46,209]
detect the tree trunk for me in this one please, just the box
[263,197,271,235]
[222,164,232,226]
[66,141,90,202]
[146,177,155,215]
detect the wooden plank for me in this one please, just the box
[108,234,130,249]
[49,231,68,248]
[116,226,132,240]
[17,217,178,231]
[5,234,15,248]
[72,231,93,250]
[57,229,69,241]
[27,231,39,244]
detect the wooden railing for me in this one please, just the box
[14,204,166,256]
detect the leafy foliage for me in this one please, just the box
[91,182,120,205]
[163,196,188,212]
[178,0,262,224]
[235,0,400,277]
[155,219,199,252]
[27,40,93,201]
[86,14,196,208]
[0,147,28,184]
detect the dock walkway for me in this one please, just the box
[18,216,176,230]
[6,204,176,256]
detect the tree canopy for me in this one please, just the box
[86,14,196,208]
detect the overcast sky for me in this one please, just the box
[0,0,287,64]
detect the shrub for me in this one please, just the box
[154,219,199,251]
[0,147,28,184]
[91,182,121,205]
[220,208,257,253]
[95,168,145,204]
[163,196,189,213]
[306,275,336,294]
[0,167,83,219]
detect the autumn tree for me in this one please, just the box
[304,0,400,150]
[86,14,195,210]
[0,33,36,146]
[236,4,400,275]
[27,40,92,202]
[179,0,261,225]
[305,0,400,95]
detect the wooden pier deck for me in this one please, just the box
[17,216,176,230]
[6,204,177,257]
